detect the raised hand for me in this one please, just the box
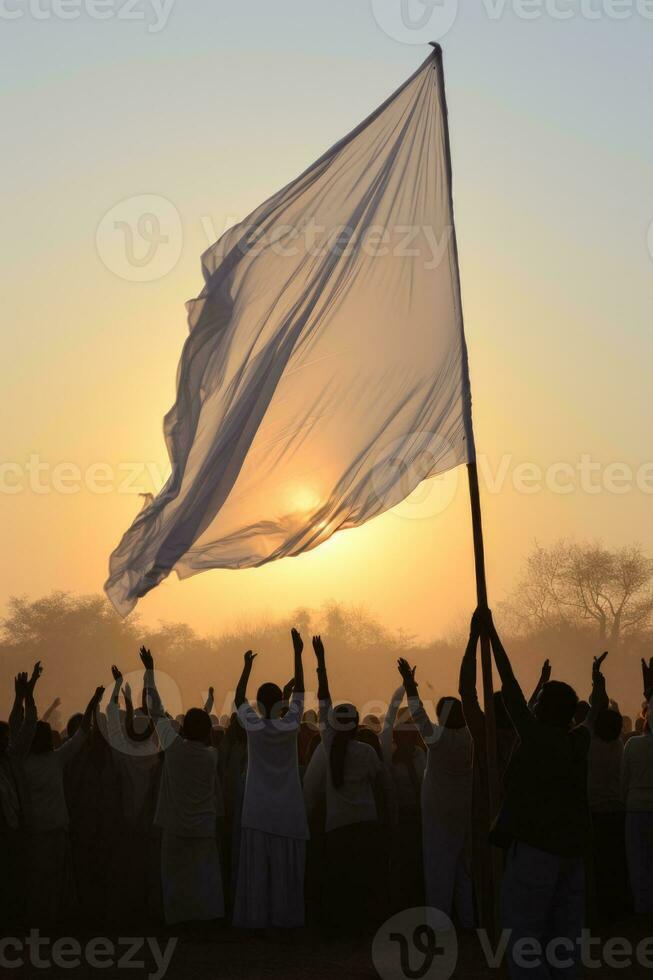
[291,628,304,656]
[91,686,105,706]
[139,646,154,671]
[312,635,325,664]
[593,651,609,676]
[244,650,257,668]
[14,672,28,700]
[540,659,552,685]
[111,665,123,684]
[123,681,133,705]
[397,657,417,689]
[208,686,214,698]
[282,678,296,702]
[27,661,43,694]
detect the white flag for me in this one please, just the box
[106,49,475,616]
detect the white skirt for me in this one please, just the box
[232,828,306,929]
[161,832,224,925]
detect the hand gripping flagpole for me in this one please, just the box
[430,41,501,937]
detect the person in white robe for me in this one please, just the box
[397,657,473,930]
[140,647,224,926]
[232,629,308,929]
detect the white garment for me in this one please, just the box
[161,831,224,925]
[316,700,382,832]
[232,828,306,929]
[622,732,653,811]
[21,730,84,832]
[408,696,473,922]
[105,48,474,616]
[238,693,308,840]
[408,697,473,835]
[155,733,222,837]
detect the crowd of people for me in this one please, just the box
[1,611,652,977]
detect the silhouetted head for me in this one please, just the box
[126,709,154,743]
[67,713,83,739]
[361,714,382,734]
[534,681,578,729]
[329,703,360,788]
[356,726,382,759]
[595,709,623,743]
[493,692,513,732]
[621,715,633,735]
[574,700,590,726]
[31,721,54,754]
[302,709,318,728]
[256,683,283,719]
[0,721,9,755]
[182,708,212,745]
[436,697,466,730]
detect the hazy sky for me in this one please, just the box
[2,1,653,641]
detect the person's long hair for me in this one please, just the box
[329,703,359,789]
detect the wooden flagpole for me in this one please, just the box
[430,41,501,936]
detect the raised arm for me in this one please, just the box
[9,673,27,738]
[140,646,166,720]
[42,698,62,724]
[58,686,104,765]
[235,650,257,709]
[291,628,305,695]
[381,684,405,765]
[528,659,552,710]
[398,658,435,743]
[11,669,40,758]
[313,635,330,704]
[10,662,42,736]
[584,652,609,733]
[459,611,485,738]
[485,610,532,735]
[106,665,125,748]
[204,686,215,715]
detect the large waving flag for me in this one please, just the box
[106,47,475,616]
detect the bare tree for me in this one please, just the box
[504,540,653,650]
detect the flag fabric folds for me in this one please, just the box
[106,48,475,616]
